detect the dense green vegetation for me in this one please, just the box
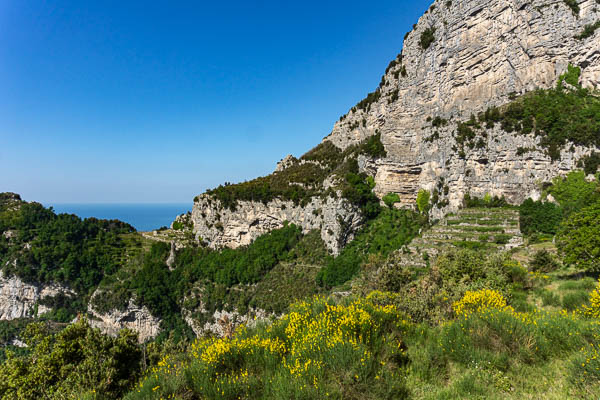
[382,192,401,208]
[474,65,600,160]
[0,196,134,296]
[463,193,509,209]
[578,152,600,175]
[316,208,424,288]
[519,198,563,236]
[0,320,142,400]
[557,201,600,272]
[519,171,600,241]
[206,134,386,212]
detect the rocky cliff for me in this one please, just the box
[191,194,361,255]
[185,0,600,247]
[87,296,161,343]
[0,270,75,320]
[328,0,600,217]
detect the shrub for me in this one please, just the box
[558,64,581,88]
[556,201,600,272]
[539,289,561,307]
[577,152,600,175]
[452,289,509,317]
[519,198,563,236]
[571,339,600,387]
[545,171,600,217]
[0,320,142,400]
[382,192,401,208]
[416,190,430,214]
[580,279,600,318]
[360,132,387,158]
[529,249,561,273]
[563,291,590,311]
[564,0,580,16]
[419,27,436,49]
[128,296,411,400]
[463,193,509,208]
[575,20,600,40]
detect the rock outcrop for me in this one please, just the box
[87,296,161,343]
[0,271,75,320]
[191,195,361,255]
[186,0,600,249]
[327,0,600,217]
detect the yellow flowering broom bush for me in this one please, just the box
[452,289,511,317]
[441,289,599,370]
[126,294,411,400]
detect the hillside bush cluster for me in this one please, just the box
[419,27,436,49]
[206,134,386,213]
[316,208,424,288]
[0,320,142,400]
[519,171,600,240]
[128,296,411,400]
[463,193,509,208]
[0,199,134,318]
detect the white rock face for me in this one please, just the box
[191,195,362,255]
[87,297,161,343]
[0,271,75,320]
[326,0,600,217]
[187,0,600,250]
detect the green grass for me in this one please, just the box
[562,290,589,311]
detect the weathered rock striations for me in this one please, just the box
[0,270,75,320]
[327,0,600,218]
[87,295,161,343]
[191,194,361,255]
[187,0,600,249]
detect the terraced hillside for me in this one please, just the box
[397,207,523,268]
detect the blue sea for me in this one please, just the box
[48,203,192,232]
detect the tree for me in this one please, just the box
[416,190,430,214]
[519,198,563,236]
[382,192,401,209]
[556,201,600,272]
[0,319,142,399]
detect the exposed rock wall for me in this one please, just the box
[0,271,75,320]
[87,296,161,343]
[191,195,362,255]
[188,0,600,250]
[326,0,600,215]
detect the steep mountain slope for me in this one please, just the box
[186,0,600,251]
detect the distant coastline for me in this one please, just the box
[47,203,191,232]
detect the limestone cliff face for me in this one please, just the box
[188,0,600,248]
[0,270,75,320]
[191,195,361,255]
[87,295,161,343]
[327,0,600,217]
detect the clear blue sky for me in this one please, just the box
[0,0,432,203]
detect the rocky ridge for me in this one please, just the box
[184,0,600,249]
[328,0,600,216]
[191,194,361,255]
